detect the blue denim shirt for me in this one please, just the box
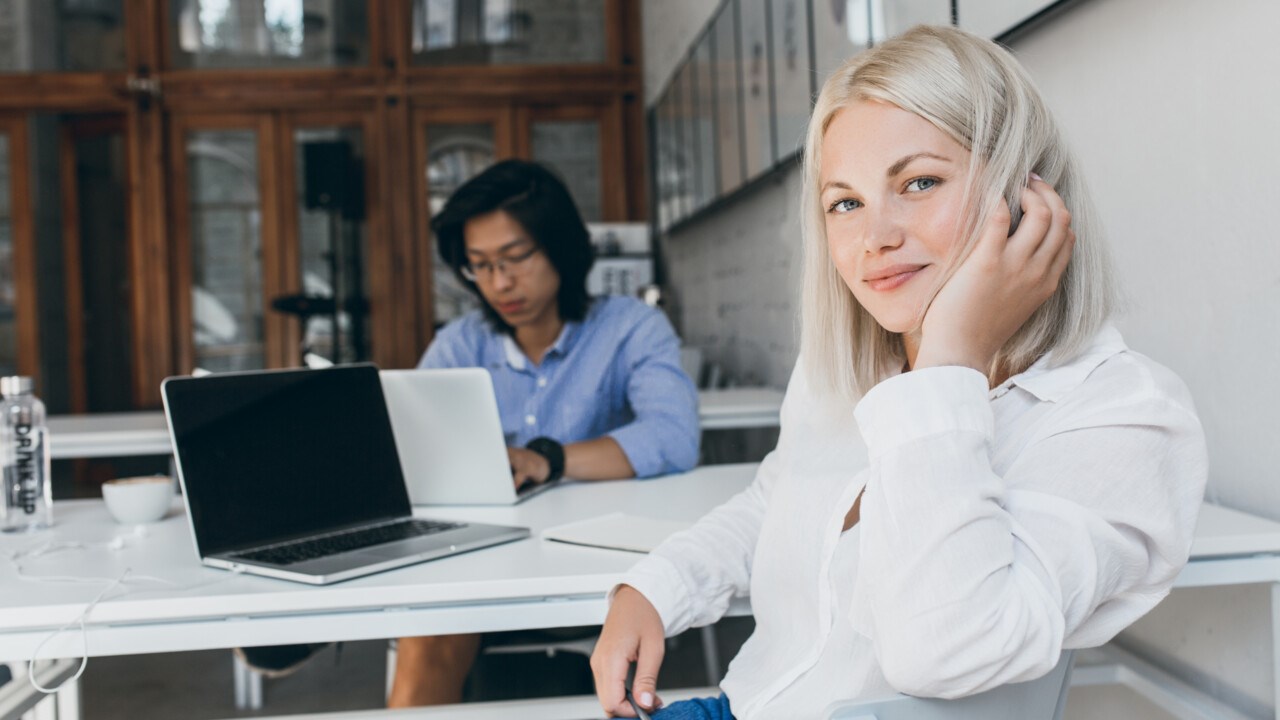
[418,295,699,478]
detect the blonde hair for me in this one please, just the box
[799,25,1117,403]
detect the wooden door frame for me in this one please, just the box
[167,113,283,374]
[0,115,38,380]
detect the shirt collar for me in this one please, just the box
[997,323,1128,402]
[498,320,583,371]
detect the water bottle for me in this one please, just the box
[1,376,52,532]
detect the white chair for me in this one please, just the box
[0,659,80,720]
[825,651,1075,720]
[235,652,1075,720]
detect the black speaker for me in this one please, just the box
[303,141,364,219]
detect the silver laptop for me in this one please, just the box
[161,364,530,585]
[380,368,562,505]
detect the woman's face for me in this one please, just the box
[819,99,973,333]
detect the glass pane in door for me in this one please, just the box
[169,0,369,69]
[71,128,133,413]
[291,126,369,365]
[412,0,606,66]
[0,0,127,72]
[425,122,495,326]
[186,129,264,373]
[0,133,13,377]
[530,119,600,222]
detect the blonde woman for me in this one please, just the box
[591,25,1207,720]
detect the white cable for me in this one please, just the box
[6,536,247,695]
[26,567,129,693]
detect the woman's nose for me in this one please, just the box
[865,208,907,253]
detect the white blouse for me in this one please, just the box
[621,325,1207,719]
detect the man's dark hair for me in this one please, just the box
[431,159,594,333]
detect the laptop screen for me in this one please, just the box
[163,364,411,557]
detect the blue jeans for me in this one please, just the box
[651,693,735,720]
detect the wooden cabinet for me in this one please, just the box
[0,0,646,410]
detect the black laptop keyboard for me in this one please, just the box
[232,519,466,566]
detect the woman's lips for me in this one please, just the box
[496,301,525,314]
[865,267,924,292]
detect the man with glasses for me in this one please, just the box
[389,159,700,706]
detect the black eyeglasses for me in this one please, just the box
[460,246,542,283]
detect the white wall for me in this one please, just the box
[646,0,1280,714]
[663,168,804,388]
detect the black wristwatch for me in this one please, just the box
[524,437,565,483]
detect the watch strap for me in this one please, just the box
[524,436,565,483]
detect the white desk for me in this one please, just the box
[43,391,786,463]
[696,388,784,430]
[4,465,1279,718]
[0,464,754,663]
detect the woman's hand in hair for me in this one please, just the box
[592,585,666,717]
[915,175,1075,374]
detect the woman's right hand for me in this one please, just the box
[914,176,1075,374]
[591,585,666,717]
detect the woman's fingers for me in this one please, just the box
[1025,177,1074,290]
[592,587,667,717]
[592,645,637,717]
[631,634,665,713]
[1009,183,1053,257]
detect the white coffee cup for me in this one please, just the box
[102,476,174,525]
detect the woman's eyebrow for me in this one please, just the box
[886,152,951,178]
[820,180,853,195]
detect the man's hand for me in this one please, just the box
[507,446,551,489]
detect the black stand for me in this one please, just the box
[272,140,368,366]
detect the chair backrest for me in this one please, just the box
[824,651,1075,720]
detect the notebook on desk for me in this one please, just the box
[161,364,529,585]
[542,512,693,554]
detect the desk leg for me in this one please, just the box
[699,625,722,686]
[232,653,264,711]
[53,677,80,720]
[1272,583,1280,720]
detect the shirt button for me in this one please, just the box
[525,414,536,426]
[537,377,547,388]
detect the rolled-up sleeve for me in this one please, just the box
[606,309,700,478]
[852,362,1207,698]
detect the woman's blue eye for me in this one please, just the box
[905,177,938,192]
[828,198,862,213]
